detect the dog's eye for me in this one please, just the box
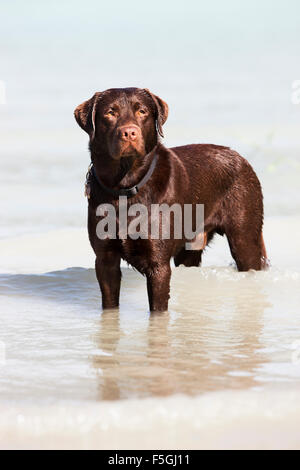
[137,109,147,116]
[105,109,115,117]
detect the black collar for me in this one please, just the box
[89,152,158,198]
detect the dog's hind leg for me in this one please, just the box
[226,227,267,271]
[260,232,269,268]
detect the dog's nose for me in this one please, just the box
[119,126,138,141]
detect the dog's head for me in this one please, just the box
[74,88,168,160]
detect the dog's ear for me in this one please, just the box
[143,89,168,138]
[74,92,101,139]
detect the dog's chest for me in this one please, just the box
[95,205,156,271]
[119,236,156,273]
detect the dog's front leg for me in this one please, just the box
[146,264,171,312]
[95,252,121,309]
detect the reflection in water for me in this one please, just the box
[91,309,121,400]
[90,269,272,400]
[147,312,174,396]
[170,277,269,393]
[1,265,300,405]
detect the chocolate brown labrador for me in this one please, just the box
[74,87,267,312]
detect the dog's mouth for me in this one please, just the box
[109,140,146,160]
[120,143,141,157]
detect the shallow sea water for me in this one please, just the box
[1,219,300,449]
